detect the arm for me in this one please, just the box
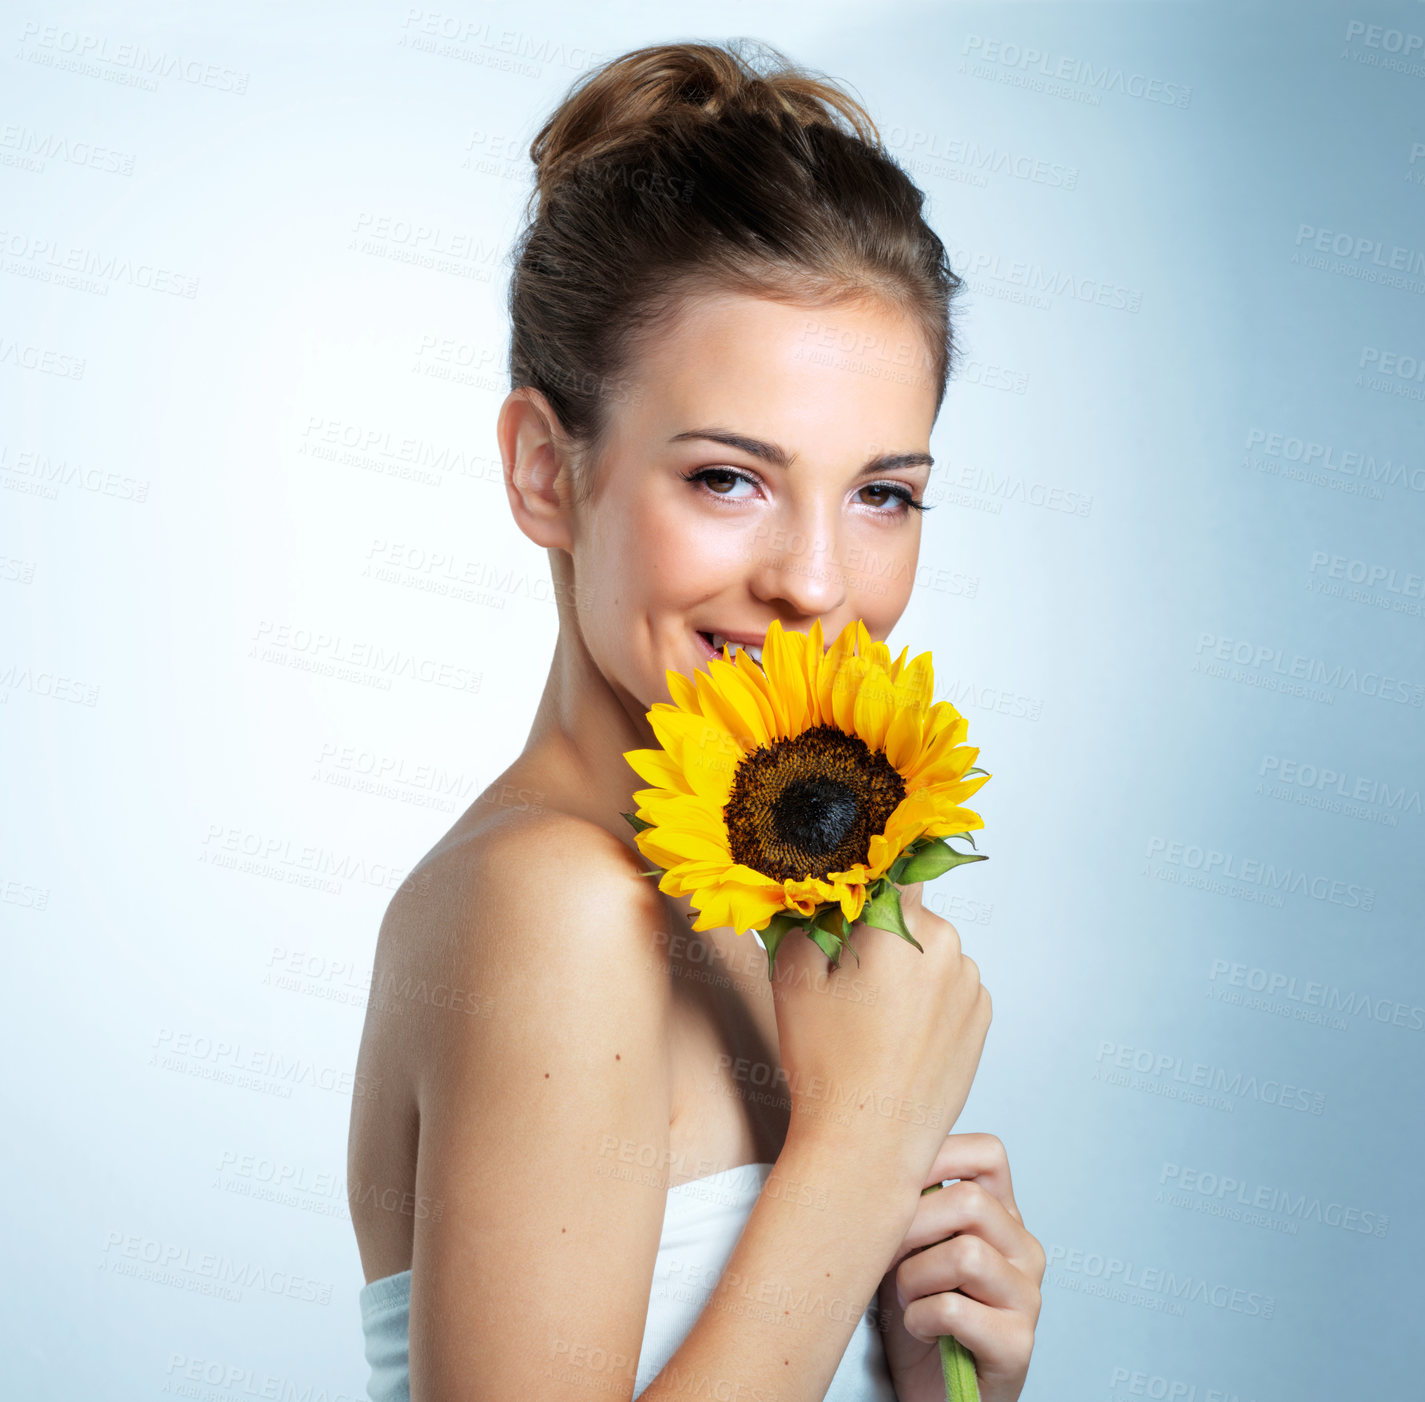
[639,1123,921,1402]
[406,814,676,1401]
[405,811,922,1402]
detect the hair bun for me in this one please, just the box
[508,37,961,488]
[528,39,880,207]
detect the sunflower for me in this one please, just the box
[621,617,989,977]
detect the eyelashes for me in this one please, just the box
[679,466,931,516]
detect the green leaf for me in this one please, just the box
[895,838,951,881]
[621,811,654,833]
[858,882,923,952]
[811,905,859,969]
[898,838,989,883]
[887,836,932,883]
[807,923,844,966]
[964,766,989,778]
[757,910,805,980]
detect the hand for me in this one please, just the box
[770,883,992,1189]
[875,1133,1045,1402]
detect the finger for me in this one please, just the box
[923,1131,1022,1224]
[890,1176,1040,1279]
[901,1280,1037,1381]
[897,1230,1041,1324]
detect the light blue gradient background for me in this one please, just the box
[3,2,1421,1398]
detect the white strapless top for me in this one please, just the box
[359,1161,898,1401]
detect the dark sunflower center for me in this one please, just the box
[723,724,906,883]
[773,777,859,851]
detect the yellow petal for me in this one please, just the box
[761,620,809,737]
[881,789,942,853]
[693,665,767,756]
[689,874,788,934]
[658,858,734,896]
[707,654,775,748]
[898,652,936,715]
[781,885,822,918]
[922,805,985,838]
[920,700,967,750]
[802,617,828,726]
[833,652,866,734]
[817,619,861,730]
[902,717,972,786]
[665,668,702,714]
[916,770,991,809]
[731,648,782,737]
[624,747,692,793]
[638,824,730,866]
[864,831,899,879]
[852,658,896,753]
[649,709,740,804]
[882,696,926,774]
[636,798,729,851]
[837,882,867,924]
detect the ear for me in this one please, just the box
[497,387,577,552]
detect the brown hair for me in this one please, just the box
[507,38,964,503]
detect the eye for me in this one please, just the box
[680,466,760,502]
[679,467,931,517]
[859,482,929,516]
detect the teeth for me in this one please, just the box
[709,632,763,666]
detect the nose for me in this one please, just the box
[744,517,847,620]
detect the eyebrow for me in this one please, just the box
[668,428,933,476]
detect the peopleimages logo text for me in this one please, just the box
[1194,633,1424,707]
[1147,838,1374,911]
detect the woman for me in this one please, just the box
[347,39,1045,1402]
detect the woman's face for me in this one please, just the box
[567,289,940,712]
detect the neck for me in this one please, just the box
[513,621,662,853]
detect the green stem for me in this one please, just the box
[938,1334,980,1402]
[920,1181,981,1402]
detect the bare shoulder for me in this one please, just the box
[347,804,678,1288]
[361,797,678,1117]
[389,808,682,1394]
[387,803,681,1025]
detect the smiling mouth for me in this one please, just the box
[696,630,765,665]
